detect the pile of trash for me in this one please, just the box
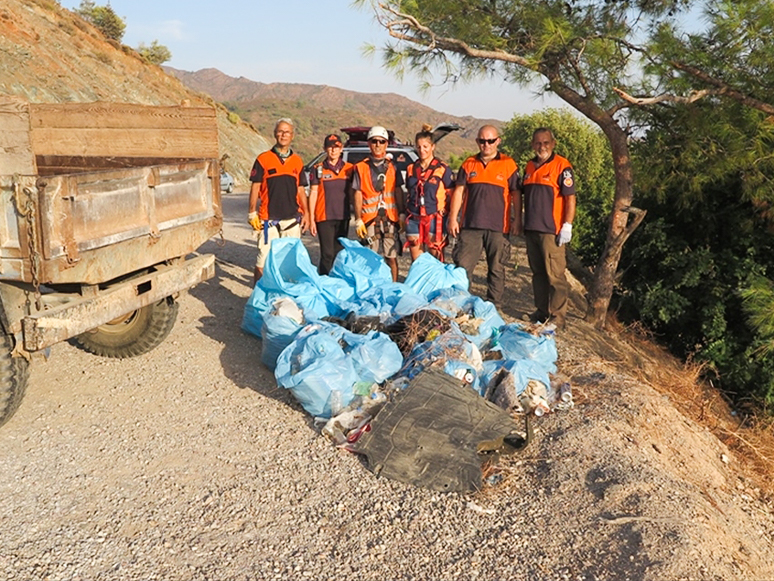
[242,238,573,491]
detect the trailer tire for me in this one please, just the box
[75,297,179,358]
[0,334,30,428]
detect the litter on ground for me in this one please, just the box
[242,237,572,491]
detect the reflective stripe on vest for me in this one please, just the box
[356,159,399,223]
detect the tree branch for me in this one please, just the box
[670,61,774,116]
[613,86,712,107]
[381,4,533,69]
[617,206,647,245]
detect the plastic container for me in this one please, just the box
[559,382,573,403]
[534,400,550,417]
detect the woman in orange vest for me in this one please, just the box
[405,124,454,262]
[309,134,354,275]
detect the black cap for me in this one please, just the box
[323,134,342,148]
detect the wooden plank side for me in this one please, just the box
[28,103,217,130]
[30,127,220,159]
[34,156,209,175]
[0,97,35,175]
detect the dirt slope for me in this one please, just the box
[0,0,269,182]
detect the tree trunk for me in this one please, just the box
[549,86,645,330]
[586,124,644,329]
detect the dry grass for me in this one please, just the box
[605,317,774,500]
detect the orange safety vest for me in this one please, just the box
[354,158,399,224]
[312,160,353,223]
[254,150,305,222]
[459,153,518,233]
[522,153,574,235]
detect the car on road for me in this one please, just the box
[303,123,461,183]
[220,171,235,193]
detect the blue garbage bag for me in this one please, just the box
[242,285,280,338]
[399,330,482,381]
[330,238,392,294]
[403,252,468,298]
[316,274,356,318]
[275,323,358,418]
[344,330,403,384]
[344,283,413,320]
[427,288,504,348]
[260,237,320,293]
[495,323,558,375]
[275,321,404,418]
[260,298,305,371]
[242,239,332,334]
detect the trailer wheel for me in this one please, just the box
[75,297,179,358]
[0,334,30,428]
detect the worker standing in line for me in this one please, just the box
[521,127,576,330]
[308,133,354,275]
[352,125,405,282]
[247,118,309,284]
[448,125,521,305]
[404,124,455,262]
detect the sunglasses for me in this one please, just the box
[476,138,499,145]
[369,139,388,145]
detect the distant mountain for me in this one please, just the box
[166,67,503,163]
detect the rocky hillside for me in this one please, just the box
[167,67,501,162]
[2,3,774,579]
[0,0,269,183]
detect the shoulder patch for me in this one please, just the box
[562,169,574,187]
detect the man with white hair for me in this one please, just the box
[248,118,310,283]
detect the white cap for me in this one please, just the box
[367,125,389,141]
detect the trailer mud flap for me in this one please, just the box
[21,254,215,352]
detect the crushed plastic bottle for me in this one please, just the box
[329,390,343,417]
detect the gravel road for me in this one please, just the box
[1,192,773,581]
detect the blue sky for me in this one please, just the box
[58,0,563,121]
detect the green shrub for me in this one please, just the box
[137,40,171,65]
[75,0,125,42]
[619,101,774,409]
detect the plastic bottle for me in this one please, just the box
[329,390,343,417]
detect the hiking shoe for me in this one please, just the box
[528,310,548,324]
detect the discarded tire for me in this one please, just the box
[75,297,179,358]
[0,333,29,428]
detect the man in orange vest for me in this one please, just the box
[308,133,354,275]
[247,118,310,283]
[522,128,576,329]
[448,125,521,306]
[352,126,405,282]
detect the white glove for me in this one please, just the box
[557,222,572,246]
